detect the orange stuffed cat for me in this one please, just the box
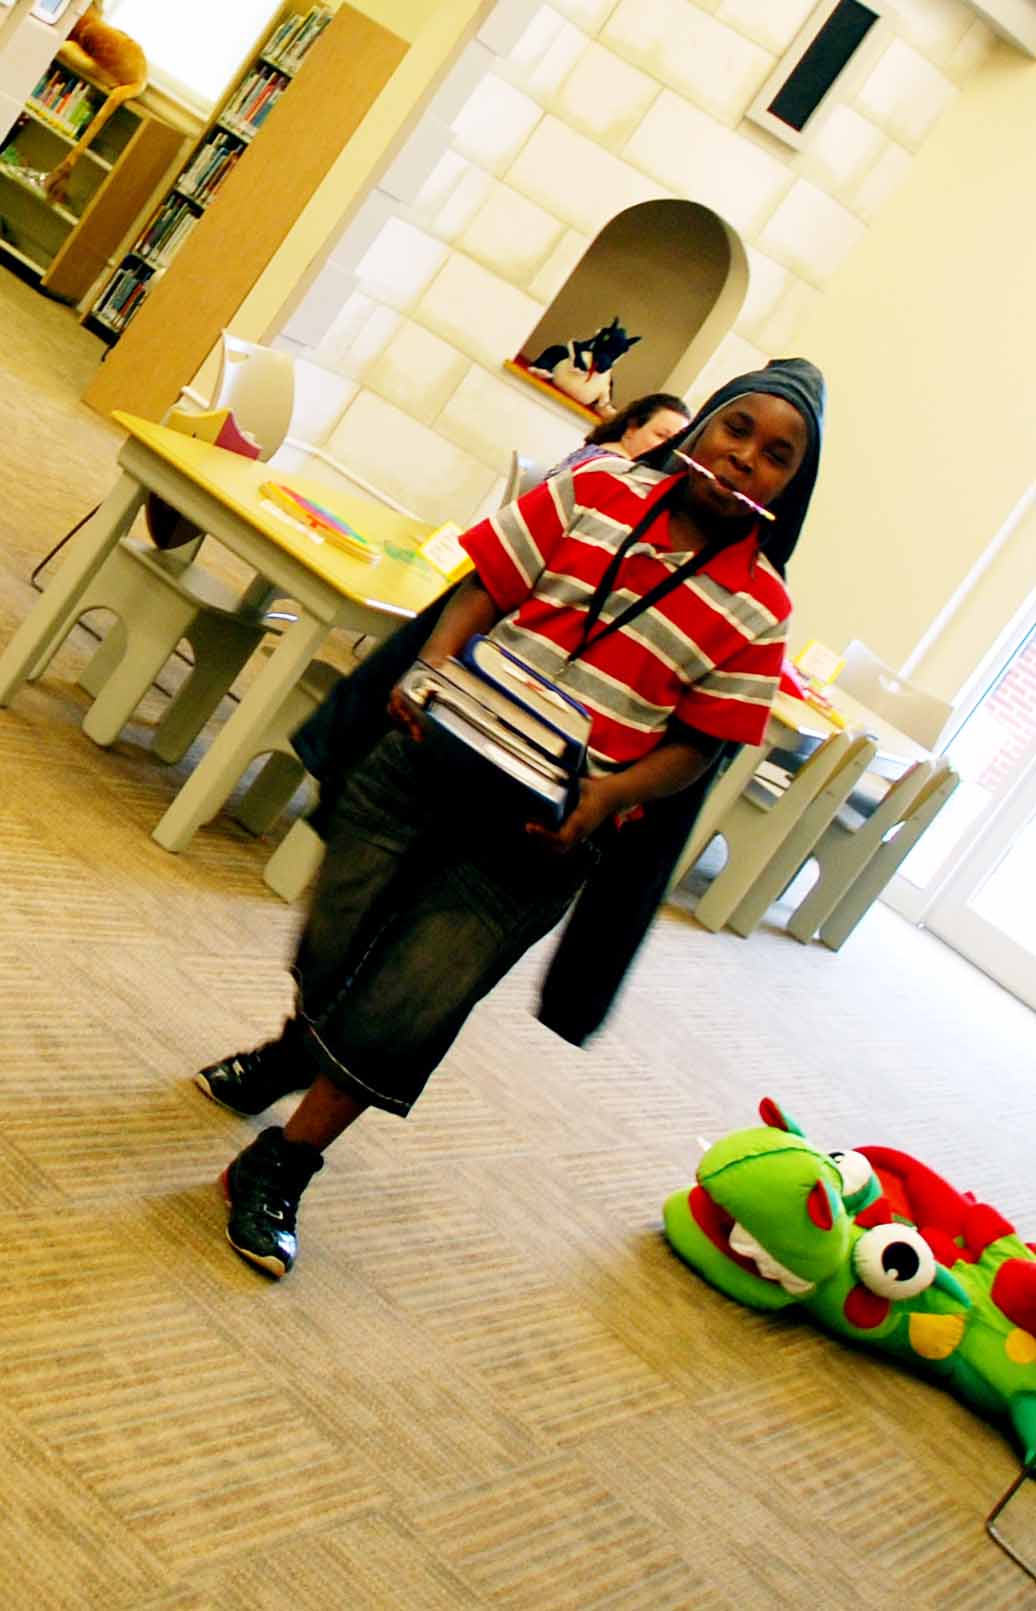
[63,3,147,88]
[44,4,147,201]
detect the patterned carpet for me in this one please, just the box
[2,268,1036,1608]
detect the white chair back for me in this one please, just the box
[838,640,952,750]
[502,451,547,506]
[212,333,296,463]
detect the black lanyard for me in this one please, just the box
[567,485,723,665]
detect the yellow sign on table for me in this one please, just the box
[794,639,845,687]
[418,521,473,582]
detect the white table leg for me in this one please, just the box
[150,611,330,852]
[0,473,145,706]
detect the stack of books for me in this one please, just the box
[177,134,241,207]
[29,69,98,137]
[135,197,198,267]
[401,637,591,827]
[264,6,333,73]
[221,65,290,140]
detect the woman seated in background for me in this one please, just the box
[548,391,691,477]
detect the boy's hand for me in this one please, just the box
[387,682,425,743]
[525,777,616,854]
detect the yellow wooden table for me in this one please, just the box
[0,413,451,851]
[768,688,930,776]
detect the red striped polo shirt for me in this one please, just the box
[460,457,791,774]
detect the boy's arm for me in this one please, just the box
[419,574,501,665]
[528,726,722,854]
[387,574,501,740]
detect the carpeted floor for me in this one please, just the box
[2,268,1035,1609]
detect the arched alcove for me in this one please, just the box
[513,199,748,414]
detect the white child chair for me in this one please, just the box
[784,759,960,949]
[688,731,878,935]
[155,648,345,852]
[29,333,297,754]
[501,451,547,504]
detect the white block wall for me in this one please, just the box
[274,0,994,526]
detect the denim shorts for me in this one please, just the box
[292,730,595,1115]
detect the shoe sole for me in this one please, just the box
[219,1167,289,1280]
[196,1071,267,1117]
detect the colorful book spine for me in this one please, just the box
[134,197,197,266]
[95,263,155,331]
[222,65,289,137]
[29,67,98,136]
[178,133,240,206]
[263,6,331,72]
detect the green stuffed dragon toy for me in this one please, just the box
[664,1097,1036,1464]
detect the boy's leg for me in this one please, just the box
[294,820,596,1120]
[213,743,596,1278]
[221,834,591,1277]
[210,732,458,1279]
[283,1074,368,1149]
[197,730,443,1117]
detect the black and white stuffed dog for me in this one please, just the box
[530,317,640,413]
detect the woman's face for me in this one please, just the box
[620,407,689,460]
[683,393,808,517]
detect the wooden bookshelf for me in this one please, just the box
[83,3,407,423]
[0,59,186,303]
[82,6,335,345]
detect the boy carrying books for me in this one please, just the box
[192,359,826,1278]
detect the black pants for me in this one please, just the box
[289,731,595,1115]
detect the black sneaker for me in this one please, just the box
[195,1040,309,1116]
[221,1126,323,1278]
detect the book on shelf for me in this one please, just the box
[29,68,99,137]
[134,196,198,265]
[94,263,154,331]
[264,6,332,72]
[177,133,240,206]
[222,64,289,138]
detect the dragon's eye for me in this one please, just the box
[853,1223,936,1300]
[830,1150,874,1198]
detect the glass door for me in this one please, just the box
[883,622,1036,1008]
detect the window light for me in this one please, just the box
[102,0,281,114]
